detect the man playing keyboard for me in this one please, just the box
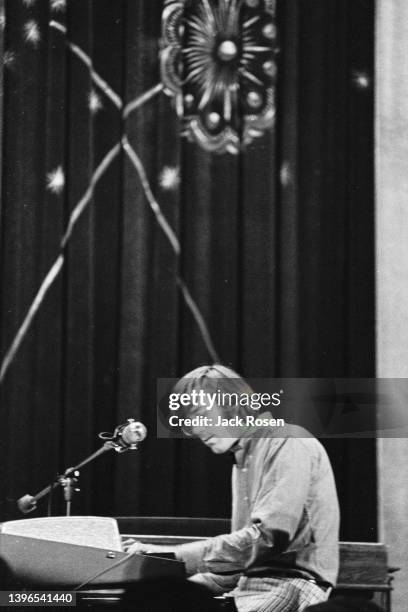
[127,365,340,612]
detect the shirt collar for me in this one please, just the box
[230,412,279,467]
[231,436,252,467]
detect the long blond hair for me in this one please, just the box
[172,364,254,419]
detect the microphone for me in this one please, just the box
[116,419,148,449]
[98,419,148,451]
[17,419,147,514]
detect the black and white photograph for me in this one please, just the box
[0,1,407,611]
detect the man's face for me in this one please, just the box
[194,431,237,454]
[190,404,239,454]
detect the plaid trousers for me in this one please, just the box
[230,576,329,612]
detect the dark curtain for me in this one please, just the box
[0,0,375,541]
[276,1,376,541]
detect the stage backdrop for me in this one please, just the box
[0,0,375,541]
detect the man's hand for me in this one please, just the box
[123,540,177,555]
[188,572,240,594]
[122,540,150,554]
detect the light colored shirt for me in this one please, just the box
[177,422,339,586]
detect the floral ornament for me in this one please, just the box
[161,0,278,154]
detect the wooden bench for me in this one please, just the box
[334,541,394,610]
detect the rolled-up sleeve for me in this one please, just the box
[176,439,312,575]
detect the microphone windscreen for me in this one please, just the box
[121,421,147,445]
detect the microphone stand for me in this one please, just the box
[18,439,135,517]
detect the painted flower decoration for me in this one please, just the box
[161,0,278,154]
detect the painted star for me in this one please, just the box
[280,162,292,187]
[88,90,103,114]
[352,70,371,90]
[46,166,65,194]
[3,51,16,69]
[159,167,180,191]
[24,20,41,46]
[50,0,66,12]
